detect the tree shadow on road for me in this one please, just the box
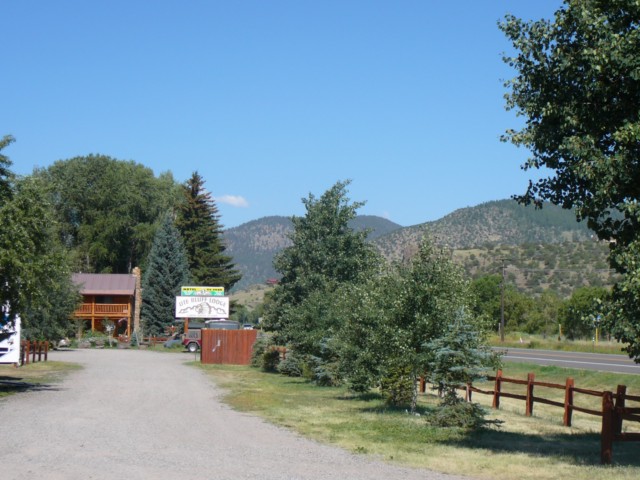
[0,376,61,395]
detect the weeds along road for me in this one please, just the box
[0,349,468,480]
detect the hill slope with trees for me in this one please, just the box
[226,199,607,295]
[224,215,402,289]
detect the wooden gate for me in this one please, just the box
[200,329,258,365]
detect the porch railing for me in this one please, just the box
[74,303,130,316]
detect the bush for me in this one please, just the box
[302,355,341,386]
[380,365,414,407]
[250,335,272,368]
[427,401,490,430]
[277,352,304,377]
[261,349,281,372]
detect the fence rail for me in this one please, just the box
[420,369,639,464]
[19,341,49,366]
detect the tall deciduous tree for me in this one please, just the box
[558,286,610,340]
[36,155,179,273]
[0,135,15,203]
[175,172,241,291]
[141,213,191,336]
[337,237,494,413]
[500,1,640,358]
[0,137,79,341]
[263,180,379,368]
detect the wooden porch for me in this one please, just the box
[72,299,133,336]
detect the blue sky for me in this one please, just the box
[2,1,562,228]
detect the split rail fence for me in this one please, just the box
[19,340,49,366]
[419,370,640,464]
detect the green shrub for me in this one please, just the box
[427,401,490,430]
[261,349,281,372]
[380,365,414,407]
[250,335,272,368]
[277,352,304,377]
[302,355,341,386]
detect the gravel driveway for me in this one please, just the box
[0,349,469,480]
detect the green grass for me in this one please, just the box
[489,333,628,355]
[198,363,640,480]
[0,361,82,399]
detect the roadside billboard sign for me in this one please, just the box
[181,286,225,296]
[175,295,230,319]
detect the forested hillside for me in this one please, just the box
[223,216,293,290]
[226,199,613,297]
[373,200,592,262]
[223,215,402,289]
[454,240,617,298]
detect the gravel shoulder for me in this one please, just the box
[0,349,470,480]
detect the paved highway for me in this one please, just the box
[498,347,640,375]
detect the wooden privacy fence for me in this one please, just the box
[420,370,640,464]
[19,340,49,366]
[200,330,258,365]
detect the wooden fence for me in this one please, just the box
[419,370,640,464]
[19,341,49,366]
[143,336,170,347]
[200,330,258,365]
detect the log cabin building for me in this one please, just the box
[71,269,141,336]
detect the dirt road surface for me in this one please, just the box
[0,349,469,480]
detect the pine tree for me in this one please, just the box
[141,213,191,336]
[175,172,241,291]
[263,180,380,365]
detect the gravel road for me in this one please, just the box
[0,349,470,480]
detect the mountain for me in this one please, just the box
[224,199,606,294]
[372,200,593,263]
[223,215,402,289]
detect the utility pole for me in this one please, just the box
[500,258,506,342]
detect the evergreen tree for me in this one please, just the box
[425,312,498,429]
[175,172,241,291]
[141,213,191,336]
[263,180,380,378]
[425,311,497,407]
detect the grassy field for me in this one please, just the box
[489,333,629,355]
[0,361,81,399]
[198,362,640,480]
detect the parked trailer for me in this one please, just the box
[182,321,240,352]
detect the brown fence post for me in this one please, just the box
[466,383,472,402]
[37,342,43,362]
[601,391,614,464]
[419,376,426,394]
[25,341,31,365]
[563,377,574,427]
[31,341,37,363]
[525,373,535,417]
[492,370,502,409]
[614,385,626,436]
